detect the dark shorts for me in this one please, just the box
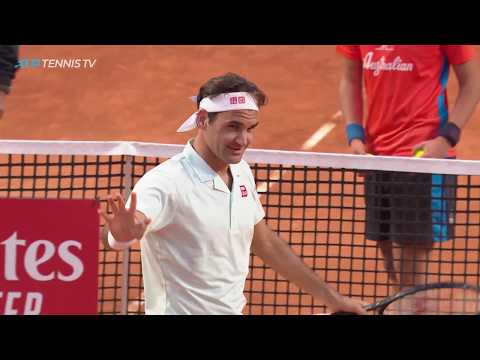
[364,171,457,245]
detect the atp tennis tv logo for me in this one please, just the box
[15,58,97,70]
[0,199,99,315]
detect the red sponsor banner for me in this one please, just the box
[0,199,99,315]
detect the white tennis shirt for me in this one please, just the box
[109,141,265,314]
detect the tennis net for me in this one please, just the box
[1,140,479,314]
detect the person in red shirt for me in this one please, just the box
[337,45,480,307]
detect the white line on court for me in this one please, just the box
[301,121,337,150]
[331,110,343,120]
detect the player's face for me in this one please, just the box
[204,110,259,164]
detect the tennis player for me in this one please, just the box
[100,72,365,315]
[337,45,480,300]
[0,45,19,119]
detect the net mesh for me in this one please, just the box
[1,141,480,315]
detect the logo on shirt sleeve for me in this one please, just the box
[239,185,248,198]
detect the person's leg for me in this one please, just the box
[365,171,398,282]
[377,239,397,282]
[389,171,432,284]
[388,242,434,314]
[367,171,456,313]
[389,172,443,313]
[393,242,433,290]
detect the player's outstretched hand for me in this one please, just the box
[412,137,450,159]
[98,192,151,244]
[350,139,368,155]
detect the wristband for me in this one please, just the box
[108,232,136,250]
[346,123,365,145]
[438,122,461,147]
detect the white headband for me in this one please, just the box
[176,92,259,132]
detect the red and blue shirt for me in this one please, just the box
[337,45,475,156]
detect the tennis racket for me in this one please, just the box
[333,282,480,315]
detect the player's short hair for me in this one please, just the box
[196,73,268,121]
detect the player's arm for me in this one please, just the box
[448,59,480,130]
[339,57,366,155]
[251,219,366,314]
[414,57,480,158]
[99,192,151,251]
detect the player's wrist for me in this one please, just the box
[107,231,137,250]
[434,135,451,150]
[438,122,461,147]
[346,122,365,145]
[318,286,345,310]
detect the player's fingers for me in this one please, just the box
[352,147,367,155]
[107,195,119,214]
[136,217,151,231]
[412,142,426,155]
[98,209,113,223]
[115,193,127,213]
[128,192,137,214]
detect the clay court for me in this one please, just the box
[1,45,480,314]
[2,46,480,156]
